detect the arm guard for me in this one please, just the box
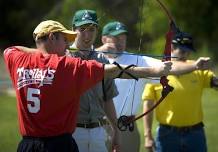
[113,62,138,80]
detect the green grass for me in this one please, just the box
[0,94,20,152]
[0,89,217,152]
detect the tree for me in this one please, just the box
[1,0,218,60]
[0,0,59,49]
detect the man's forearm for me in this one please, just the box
[170,61,196,75]
[143,101,154,137]
[171,57,211,75]
[104,63,169,79]
[15,46,38,53]
[104,100,121,149]
[104,100,118,128]
[104,57,210,79]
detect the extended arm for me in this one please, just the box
[14,46,210,80]
[104,61,172,79]
[171,57,210,75]
[14,46,38,53]
[104,57,210,79]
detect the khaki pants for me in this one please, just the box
[73,127,108,152]
[120,122,140,152]
[105,122,140,152]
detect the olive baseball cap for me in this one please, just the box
[172,32,195,51]
[72,10,98,27]
[102,21,128,36]
[33,20,77,42]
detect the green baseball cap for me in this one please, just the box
[72,9,98,27]
[102,21,128,36]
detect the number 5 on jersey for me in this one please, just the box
[27,88,40,113]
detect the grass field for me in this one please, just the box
[0,89,217,152]
[0,94,20,152]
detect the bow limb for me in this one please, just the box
[156,0,174,23]
[117,0,180,131]
[135,30,174,127]
[128,0,176,123]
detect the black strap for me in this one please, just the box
[102,64,107,101]
[113,62,138,80]
[102,78,107,101]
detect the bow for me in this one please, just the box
[117,0,180,132]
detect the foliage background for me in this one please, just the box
[1,0,218,60]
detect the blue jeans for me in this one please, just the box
[155,124,207,152]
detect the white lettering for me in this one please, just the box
[16,67,56,89]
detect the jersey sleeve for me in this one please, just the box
[142,83,156,102]
[3,47,27,84]
[4,47,25,69]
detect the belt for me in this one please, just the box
[160,122,204,132]
[23,133,72,141]
[77,118,109,129]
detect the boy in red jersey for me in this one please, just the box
[3,20,210,152]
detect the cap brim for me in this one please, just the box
[62,30,77,42]
[75,20,98,27]
[109,30,128,36]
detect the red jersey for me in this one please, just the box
[3,47,104,137]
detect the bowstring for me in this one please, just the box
[127,0,175,124]
[130,0,145,116]
[138,0,144,53]
[118,0,146,117]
